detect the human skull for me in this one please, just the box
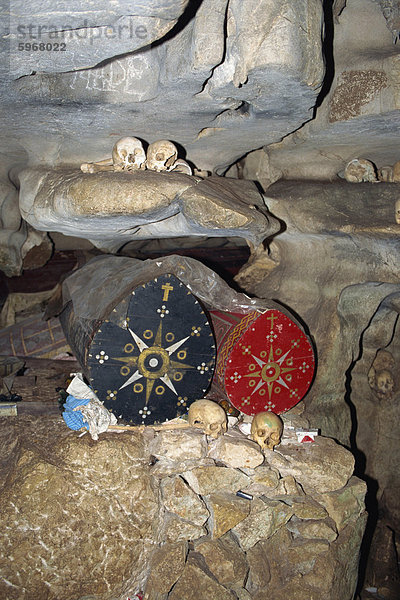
[188,399,227,438]
[374,369,395,401]
[250,411,283,451]
[145,140,178,172]
[395,199,400,225]
[378,166,394,183]
[112,137,146,171]
[344,158,378,183]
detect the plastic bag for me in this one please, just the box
[62,254,277,321]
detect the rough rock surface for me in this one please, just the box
[144,541,187,597]
[241,0,400,184]
[316,477,367,532]
[267,436,355,494]
[207,432,264,469]
[168,554,236,600]
[0,415,366,600]
[205,491,251,539]
[160,513,207,543]
[194,534,248,587]
[182,465,251,496]
[149,429,207,462]
[0,416,159,600]
[8,1,190,77]
[160,475,209,526]
[3,0,324,176]
[232,497,294,551]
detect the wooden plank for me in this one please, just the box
[1,356,80,403]
[15,402,61,416]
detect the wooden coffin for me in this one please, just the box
[210,308,315,415]
[61,273,216,424]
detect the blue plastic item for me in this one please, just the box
[62,395,90,431]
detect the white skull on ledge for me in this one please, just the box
[112,137,146,171]
[145,140,178,172]
[188,399,227,438]
[251,411,283,451]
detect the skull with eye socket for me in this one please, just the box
[145,140,178,172]
[374,369,395,401]
[112,137,146,171]
[250,411,283,451]
[188,399,227,438]
[368,349,396,401]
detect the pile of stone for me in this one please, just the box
[0,412,367,600]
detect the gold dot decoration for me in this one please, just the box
[143,329,153,340]
[124,343,135,353]
[155,385,165,395]
[165,332,175,343]
[177,350,187,360]
[120,365,130,376]
[249,364,256,371]
[249,380,256,387]
[133,383,144,393]
[173,372,183,381]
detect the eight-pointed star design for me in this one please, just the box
[245,345,296,400]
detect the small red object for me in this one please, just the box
[300,435,315,443]
[211,308,315,415]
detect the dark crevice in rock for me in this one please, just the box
[150,0,205,47]
[314,0,335,114]
[342,306,390,596]
[196,0,230,96]
[356,474,380,597]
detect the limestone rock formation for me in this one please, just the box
[207,432,265,469]
[0,414,367,600]
[241,0,400,183]
[9,0,190,78]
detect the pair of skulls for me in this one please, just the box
[112,138,192,174]
[343,158,400,183]
[188,401,284,452]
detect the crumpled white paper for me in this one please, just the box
[67,373,117,440]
